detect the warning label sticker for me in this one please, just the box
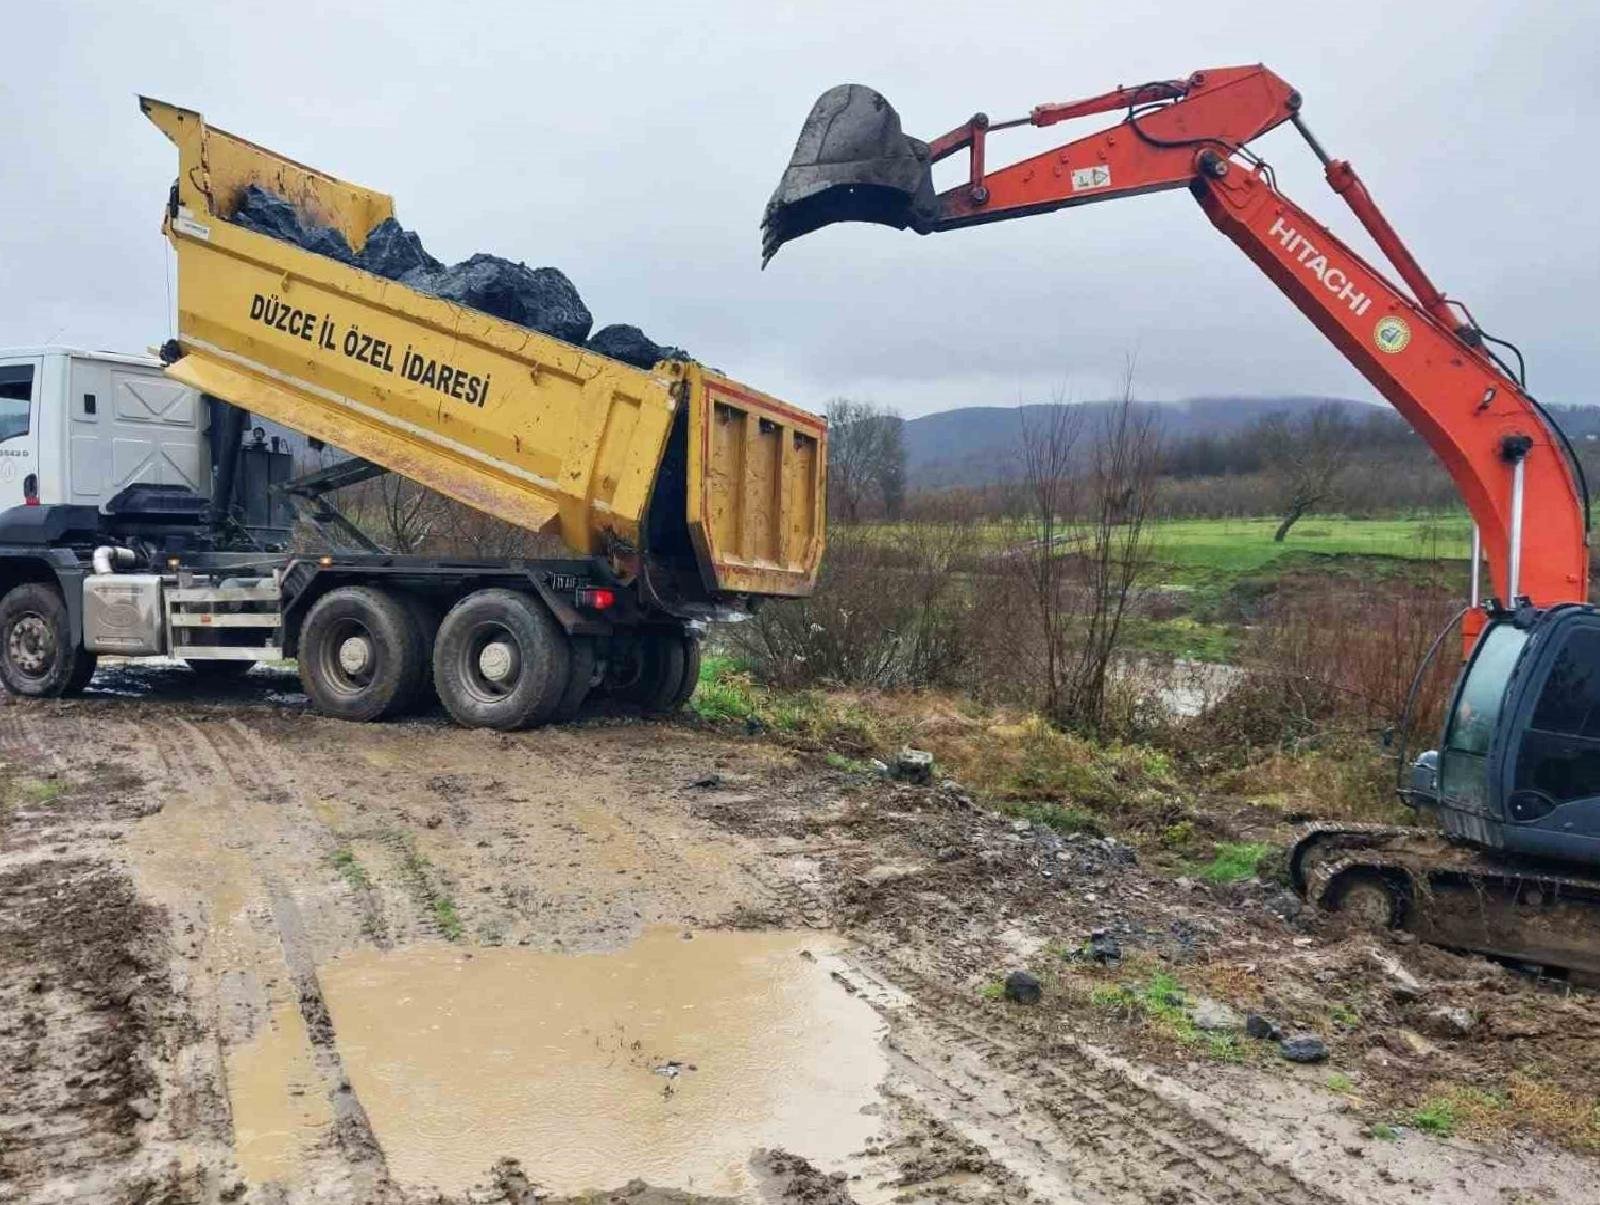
[1071,165,1112,192]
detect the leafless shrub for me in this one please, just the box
[732,510,984,689]
[1005,366,1162,733]
[310,469,563,558]
[1191,577,1461,756]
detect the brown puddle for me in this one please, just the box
[319,928,888,1197]
[226,999,335,1182]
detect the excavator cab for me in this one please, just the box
[1422,606,1600,866]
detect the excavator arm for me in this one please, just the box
[763,65,1589,626]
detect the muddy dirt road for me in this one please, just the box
[2,669,1597,1203]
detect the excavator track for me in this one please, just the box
[1291,821,1600,981]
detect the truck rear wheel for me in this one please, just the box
[552,636,597,722]
[620,631,689,715]
[299,587,428,722]
[669,637,702,712]
[432,589,570,730]
[0,583,97,698]
[395,594,442,714]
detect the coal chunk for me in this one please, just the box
[407,255,592,345]
[231,185,354,264]
[356,217,441,280]
[1088,929,1122,965]
[586,324,662,369]
[1279,1034,1329,1063]
[1246,1011,1283,1042]
[1003,970,1042,1005]
[230,185,304,241]
[584,324,692,370]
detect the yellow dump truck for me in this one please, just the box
[0,99,824,729]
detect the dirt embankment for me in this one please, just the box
[1,674,1597,1203]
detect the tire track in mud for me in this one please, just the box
[0,706,237,1203]
[140,714,395,1188]
[836,957,1345,1205]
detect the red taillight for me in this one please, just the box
[576,586,616,611]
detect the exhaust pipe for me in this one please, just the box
[92,546,136,575]
[761,84,938,265]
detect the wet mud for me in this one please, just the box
[2,667,1598,1203]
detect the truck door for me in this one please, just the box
[0,359,41,505]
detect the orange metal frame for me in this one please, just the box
[920,64,1588,637]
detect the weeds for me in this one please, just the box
[979,979,1006,1002]
[17,778,63,805]
[431,895,463,941]
[1411,1098,1457,1137]
[330,848,370,890]
[690,655,756,722]
[998,800,1102,836]
[1089,971,1201,1044]
[1195,841,1272,884]
[1200,1031,1244,1063]
[388,830,463,942]
[1404,1078,1600,1150]
[1368,1123,1399,1142]
[1327,1072,1354,1094]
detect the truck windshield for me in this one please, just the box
[1439,621,1529,807]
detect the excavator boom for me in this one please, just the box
[764,65,1588,623]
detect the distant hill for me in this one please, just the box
[902,396,1380,488]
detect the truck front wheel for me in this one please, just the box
[432,589,570,730]
[299,587,428,722]
[0,583,97,698]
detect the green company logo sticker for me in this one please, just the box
[1374,315,1411,354]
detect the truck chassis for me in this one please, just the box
[0,535,699,730]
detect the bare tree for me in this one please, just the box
[826,398,906,523]
[1258,404,1356,542]
[1069,374,1161,730]
[376,474,436,553]
[1015,396,1085,722]
[1011,364,1161,732]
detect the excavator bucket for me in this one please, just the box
[761,84,938,265]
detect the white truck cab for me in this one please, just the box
[0,347,208,511]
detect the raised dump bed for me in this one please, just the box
[142,96,825,603]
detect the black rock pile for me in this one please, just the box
[230,185,687,369]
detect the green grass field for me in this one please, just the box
[1146,514,1473,574]
[863,512,1473,576]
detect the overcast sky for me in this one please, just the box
[3,1,1596,417]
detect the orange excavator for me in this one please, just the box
[764,66,1600,979]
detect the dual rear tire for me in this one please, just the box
[430,588,570,731]
[616,630,700,714]
[298,586,431,722]
[297,585,697,730]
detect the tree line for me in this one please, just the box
[822,396,1593,537]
